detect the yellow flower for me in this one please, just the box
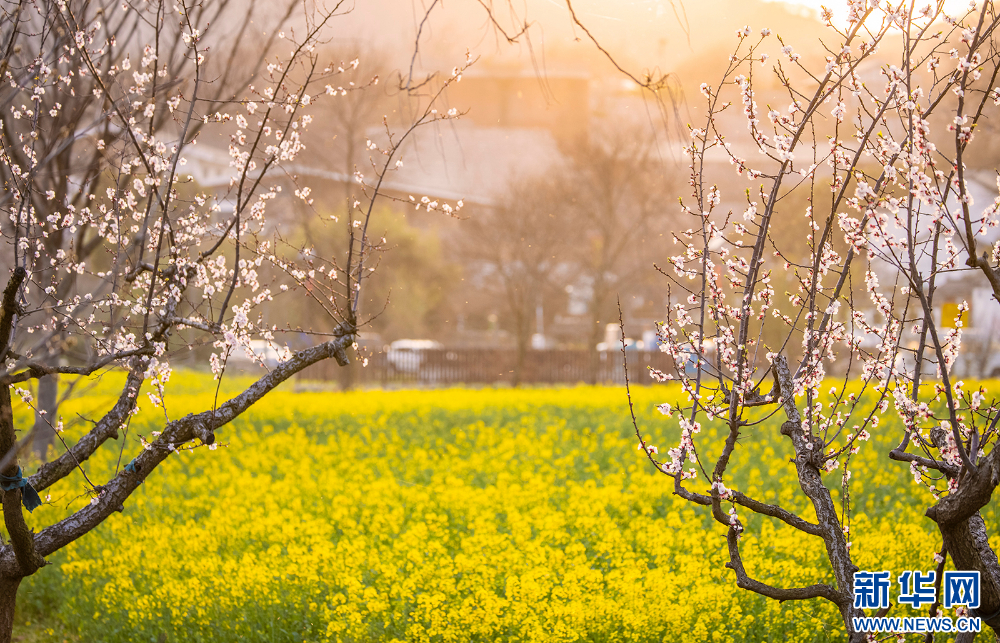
[14,377,941,641]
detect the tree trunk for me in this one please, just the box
[0,270,29,643]
[0,368,44,643]
[339,138,356,392]
[31,374,58,461]
[773,356,863,639]
[924,436,1000,637]
[587,315,604,385]
[937,513,1000,636]
[0,575,22,643]
[513,335,527,387]
[338,349,354,391]
[587,280,608,385]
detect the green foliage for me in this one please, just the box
[357,209,461,340]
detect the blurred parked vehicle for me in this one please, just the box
[386,339,445,374]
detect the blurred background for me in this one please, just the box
[190,0,1000,386]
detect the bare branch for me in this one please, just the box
[725,528,842,604]
[0,331,354,577]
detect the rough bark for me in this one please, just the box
[338,352,355,391]
[936,514,1000,634]
[0,576,20,643]
[0,384,44,634]
[0,307,44,636]
[785,422,864,638]
[0,265,353,637]
[724,528,841,602]
[0,269,24,361]
[337,136,356,393]
[773,355,862,638]
[925,441,1000,636]
[27,366,142,493]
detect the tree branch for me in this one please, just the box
[729,490,824,536]
[725,527,841,603]
[0,268,25,361]
[0,330,354,577]
[25,364,145,493]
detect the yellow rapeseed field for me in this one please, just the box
[11,373,996,642]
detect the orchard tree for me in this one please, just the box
[0,0,305,460]
[0,0,468,636]
[625,0,1000,640]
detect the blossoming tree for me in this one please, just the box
[0,0,307,462]
[0,0,466,635]
[629,1,1000,639]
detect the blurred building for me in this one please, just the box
[445,70,589,148]
[177,64,680,349]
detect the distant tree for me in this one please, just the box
[558,131,672,382]
[461,176,575,384]
[0,0,468,636]
[356,208,461,342]
[297,43,391,227]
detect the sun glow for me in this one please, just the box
[775,0,982,31]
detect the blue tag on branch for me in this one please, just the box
[0,466,43,512]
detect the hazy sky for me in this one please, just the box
[318,0,984,99]
[771,0,976,28]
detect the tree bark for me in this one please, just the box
[338,348,354,391]
[338,128,356,393]
[0,333,354,580]
[0,576,21,643]
[0,268,47,641]
[937,514,1000,635]
[0,384,43,642]
[925,438,1000,636]
[773,356,863,639]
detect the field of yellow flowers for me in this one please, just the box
[11,373,992,642]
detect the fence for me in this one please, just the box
[298,348,678,386]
